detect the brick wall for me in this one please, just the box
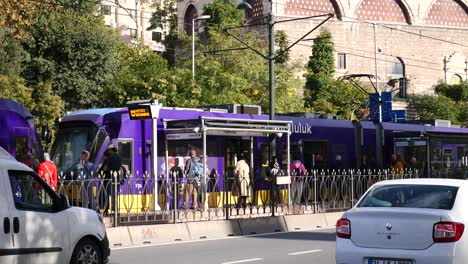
[177,0,468,94]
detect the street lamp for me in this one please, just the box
[192,15,211,82]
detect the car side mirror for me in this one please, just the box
[59,194,70,210]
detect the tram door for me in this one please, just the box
[303,141,328,170]
[225,139,251,177]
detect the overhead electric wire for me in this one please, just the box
[274,2,468,48]
[295,42,463,75]
[293,37,468,72]
[23,0,468,75]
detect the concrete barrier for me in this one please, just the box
[323,212,344,227]
[106,226,132,248]
[283,214,327,231]
[127,223,190,245]
[186,220,241,240]
[237,216,287,236]
[107,212,342,248]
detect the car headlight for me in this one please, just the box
[96,212,103,224]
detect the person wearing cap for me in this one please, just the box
[37,152,58,191]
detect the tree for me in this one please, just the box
[306,28,334,76]
[0,27,63,138]
[275,30,290,64]
[304,29,367,118]
[434,82,468,102]
[148,0,182,66]
[23,9,120,111]
[0,27,27,83]
[0,0,48,38]
[410,95,461,125]
[203,0,243,31]
[146,0,306,113]
[304,29,336,107]
[104,43,196,107]
[410,81,468,127]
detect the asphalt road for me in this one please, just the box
[110,228,336,264]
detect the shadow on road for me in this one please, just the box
[252,230,336,242]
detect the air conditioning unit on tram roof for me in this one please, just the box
[434,119,451,128]
[199,104,262,115]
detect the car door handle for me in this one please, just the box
[13,217,19,234]
[3,217,10,234]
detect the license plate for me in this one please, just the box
[368,259,413,264]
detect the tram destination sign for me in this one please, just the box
[128,105,152,120]
[128,103,162,120]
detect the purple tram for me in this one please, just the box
[50,105,468,214]
[383,122,468,178]
[50,107,289,211]
[0,99,43,167]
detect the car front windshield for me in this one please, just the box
[51,122,99,172]
[358,184,459,210]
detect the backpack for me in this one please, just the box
[193,162,203,181]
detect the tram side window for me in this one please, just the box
[282,144,300,170]
[260,143,269,164]
[15,136,32,168]
[90,130,107,162]
[117,140,133,175]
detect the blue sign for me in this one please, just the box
[392,110,406,123]
[369,92,392,122]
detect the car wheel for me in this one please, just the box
[70,238,102,264]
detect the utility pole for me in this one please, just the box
[373,23,384,169]
[223,10,333,206]
[373,23,381,123]
[268,0,276,160]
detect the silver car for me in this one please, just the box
[336,179,467,264]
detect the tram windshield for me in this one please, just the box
[51,122,107,172]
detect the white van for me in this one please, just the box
[0,147,110,264]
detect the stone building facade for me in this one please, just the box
[100,0,165,52]
[178,0,468,95]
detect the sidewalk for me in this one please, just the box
[106,212,343,248]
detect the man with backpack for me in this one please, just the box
[195,155,208,208]
[72,150,97,210]
[183,150,199,209]
[290,157,306,205]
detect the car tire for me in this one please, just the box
[70,238,103,264]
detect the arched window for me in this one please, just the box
[184,5,198,35]
[449,74,463,85]
[356,0,411,24]
[284,0,342,19]
[425,0,468,27]
[392,57,405,79]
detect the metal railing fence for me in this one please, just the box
[52,169,420,226]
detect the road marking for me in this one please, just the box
[288,249,323,256]
[111,227,335,251]
[221,258,263,264]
